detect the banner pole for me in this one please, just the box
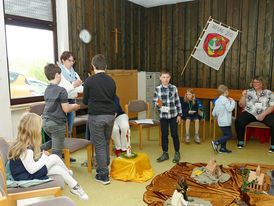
[181,16,212,76]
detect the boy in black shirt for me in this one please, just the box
[83,54,116,184]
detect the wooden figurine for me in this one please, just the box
[247,165,268,192]
[205,157,221,178]
[171,177,189,206]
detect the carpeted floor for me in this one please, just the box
[18,122,274,206]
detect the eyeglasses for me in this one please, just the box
[252,81,260,84]
[67,59,75,63]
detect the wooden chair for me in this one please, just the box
[209,100,238,141]
[125,100,161,149]
[29,103,92,173]
[0,138,62,206]
[244,122,270,146]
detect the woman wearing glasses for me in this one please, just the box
[235,76,274,152]
[59,51,83,138]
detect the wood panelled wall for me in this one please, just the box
[67,0,145,78]
[67,0,274,90]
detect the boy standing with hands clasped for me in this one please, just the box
[153,70,182,163]
[211,84,236,154]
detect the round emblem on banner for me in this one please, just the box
[203,33,230,57]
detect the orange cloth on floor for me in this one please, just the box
[110,152,154,183]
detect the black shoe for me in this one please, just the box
[211,141,218,153]
[172,152,180,163]
[237,144,244,149]
[219,148,232,154]
[156,152,169,162]
[95,174,110,185]
[268,148,274,153]
[62,154,76,162]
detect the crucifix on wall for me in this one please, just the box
[112,28,121,54]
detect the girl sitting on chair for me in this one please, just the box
[8,113,88,200]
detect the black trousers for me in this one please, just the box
[235,111,274,145]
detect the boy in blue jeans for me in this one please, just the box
[211,84,236,153]
[153,70,182,163]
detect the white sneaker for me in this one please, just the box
[70,185,88,200]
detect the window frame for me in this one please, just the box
[4,0,57,105]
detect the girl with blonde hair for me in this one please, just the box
[181,89,202,143]
[8,113,88,200]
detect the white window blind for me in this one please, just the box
[4,0,53,22]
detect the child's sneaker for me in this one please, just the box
[156,152,169,162]
[194,133,200,143]
[172,152,180,163]
[268,148,274,153]
[219,148,232,154]
[95,174,110,185]
[211,141,218,153]
[70,185,88,200]
[237,144,244,149]
[185,134,190,143]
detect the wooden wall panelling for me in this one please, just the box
[120,0,126,68]
[155,7,161,73]
[104,0,110,68]
[255,0,266,76]
[231,0,241,89]
[150,8,156,72]
[264,0,274,88]
[224,0,233,88]
[116,0,123,69]
[197,0,205,88]
[145,8,151,71]
[177,4,185,87]
[190,1,198,88]
[140,7,146,70]
[76,0,84,77]
[84,0,94,76]
[166,5,173,73]
[239,0,249,89]
[161,7,167,71]
[99,0,105,55]
[125,0,131,69]
[172,4,178,86]
[246,0,258,85]
[183,3,191,87]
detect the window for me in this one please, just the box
[4,0,57,105]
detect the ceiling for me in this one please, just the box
[128,0,194,8]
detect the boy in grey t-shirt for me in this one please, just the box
[42,64,80,158]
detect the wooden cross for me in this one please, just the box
[112,28,121,54]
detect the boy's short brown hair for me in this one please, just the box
[92,54,107,70]
[44,64,61,81]
[217,84,228,95]
[60,51,75,62]
[160,70,171,77]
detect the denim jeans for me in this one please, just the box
[160,117,180,152]
[216,126,233,149]
[88,114,115,176]
[42,119,66,158]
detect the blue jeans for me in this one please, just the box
[67,100,75,137]
[160,117,180,152]
[88,114,115,176]
[215,126,233,149]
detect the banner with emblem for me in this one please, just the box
[191,18,238,71]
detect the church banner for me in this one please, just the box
[191,19,238,70]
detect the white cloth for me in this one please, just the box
[111,114,129,150]
[59,73,83,99]
[212,95,235,127]
[45,154,77,188]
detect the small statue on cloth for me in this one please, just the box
[171,177,189,206]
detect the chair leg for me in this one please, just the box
[147,128,150,141]
[109,139,113,156]
[63,149,70,169]
[203,120,205,142]
[213,120,216,141]
[139,126,143,149]
[159,126,162,146]
[209,119,212,138]
[87,144,92,173]
[72,126,77,138]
